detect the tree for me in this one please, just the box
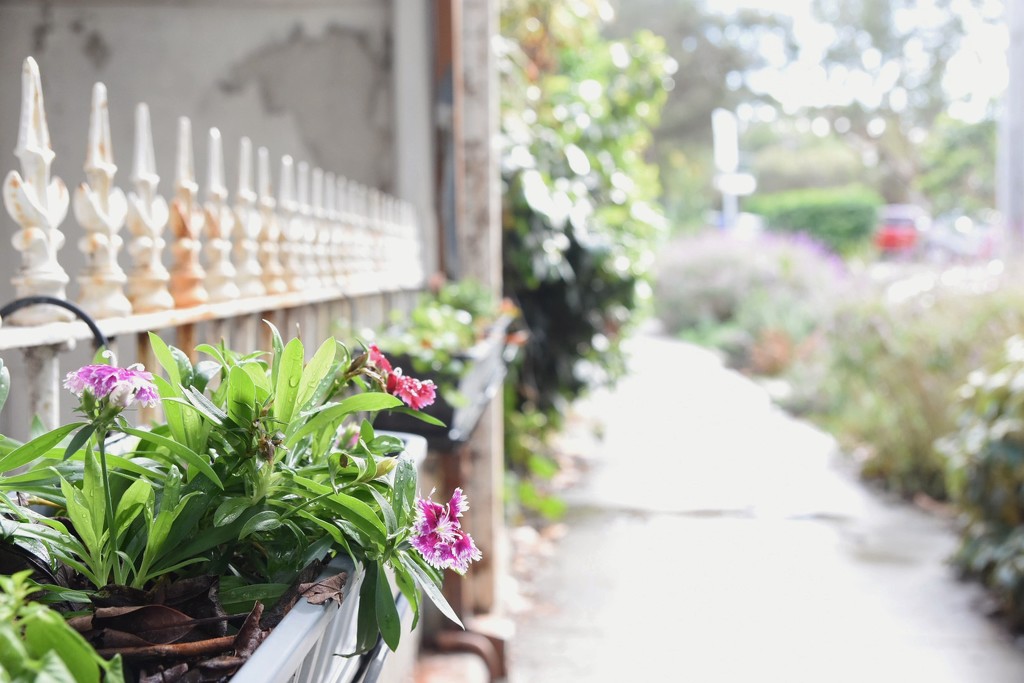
[919,114,997,216]
[604,0,798,226]
[808,0,1002,204]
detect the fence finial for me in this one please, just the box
[308,166,325,288]
[74,81,131,318]
[2,57,73,325]
[169,116,208,308]
[334,176,349,288]
[257,147,287,295]
[279,155,305,292]
[127,103,173,313]
[233,137,265,298]
[323,171,340,289]
[203,127,240,303]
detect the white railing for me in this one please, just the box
[0,57,426,432]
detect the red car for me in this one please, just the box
[874,204,929,255]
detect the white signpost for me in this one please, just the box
[711,108,756,229]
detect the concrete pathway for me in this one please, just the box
[508,333,1024,682]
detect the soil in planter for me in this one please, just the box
[5,550,348,683]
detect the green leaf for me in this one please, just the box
[148,333,181,385]
[367,486,397,536]
[375,560,401,651]
[274,338,305,425]
[285,394,404,448]
[219,583,288,608]
[284,475,387,544]
[355,561,380,654]
[213,498,253,526]
[239,510,282,539]
[388,406,446,427]
[227,365,256,428]
[369,435,405,456]
[296,337,337,411]
[114,478,153,532]
[120,427,223,489]
[393,563,421,631]
[30,416,47,440]
[398,551,463,628]
[179,388,228,425]
[62,425,95,462]
[265,320,285,388]
[240,361,272,400]
[194,343,227,367]
[393,457,417,530]
[22,606,102,683]
[0,423,85,474]
[0,358,9,417]
[60,479,98,558]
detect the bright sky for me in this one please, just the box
[706,0,1008,122]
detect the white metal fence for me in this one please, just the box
[1,57,426,433]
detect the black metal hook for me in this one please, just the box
[0,296,109,350]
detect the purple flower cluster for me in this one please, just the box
[410,488,481,575]
[64,363,160,409]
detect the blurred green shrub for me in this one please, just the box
[499,0,672,520]
[940,336,1024,628]
[746,186,883,256]
[809,287,1024,500]
[653,230,849,375]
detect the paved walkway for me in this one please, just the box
[507,332,1024,682]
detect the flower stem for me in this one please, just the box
[96,429,119,585]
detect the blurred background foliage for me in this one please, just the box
[499,0,672,519]
[499,0,1023,628]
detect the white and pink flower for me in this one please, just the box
[64,363,160,409]
[410,487,481,575]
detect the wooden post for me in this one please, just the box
[461,0,506,631]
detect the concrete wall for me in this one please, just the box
[0,0,395,310]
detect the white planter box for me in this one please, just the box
[230,432,427,683]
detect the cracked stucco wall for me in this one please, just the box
[0,0,394,298]
[0,0,396,436]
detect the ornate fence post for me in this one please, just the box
[296,161,316,291]
[74,81,131,319]
[337,176,354,288]
[278,156,305,292]
[233,137,265,298]
[203,127,240,303]
[257,147,287,295]
[3,57,73,325]
[169,117,208,308]
[309,169,325,290]
[127,103,173,313]
[322,171,338,290]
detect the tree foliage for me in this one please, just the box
[500,0,672,413]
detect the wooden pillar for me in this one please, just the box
[459,0,505,621]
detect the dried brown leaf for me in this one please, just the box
[93,604,198,644]
[232,601,266,658]
[298,571,348,606]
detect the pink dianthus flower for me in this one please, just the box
[386,369,437,410]
[410,488,481,575]
[64,363,160,409]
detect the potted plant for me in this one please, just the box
[368,279,518,445]
[0,325,480,681]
